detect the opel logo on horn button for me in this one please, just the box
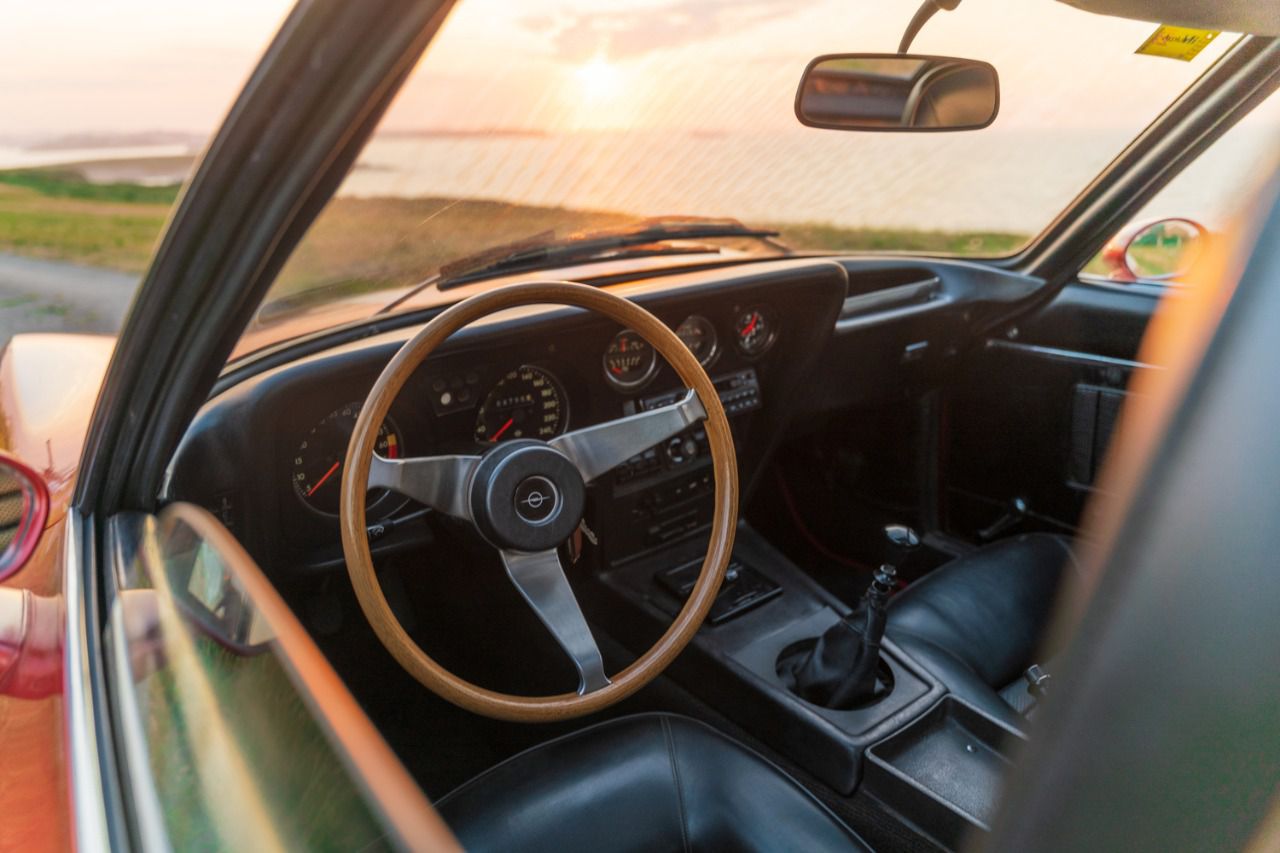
[514,476,559,524]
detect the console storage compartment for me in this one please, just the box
[863,696,1027,848]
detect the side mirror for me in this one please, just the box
[1100,218,1209,283]
[796,53,998,132]
[1124,218,1208,282]
[0,454,49,582]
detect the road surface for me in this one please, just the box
[0,254,137,346]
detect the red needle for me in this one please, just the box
[489,417,515,442]
[741,314,759,337]
[307,460,341,496]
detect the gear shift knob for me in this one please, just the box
[883,524,920,568]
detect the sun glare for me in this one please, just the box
[574,56,622,101]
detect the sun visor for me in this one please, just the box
[1056,0,1279,36]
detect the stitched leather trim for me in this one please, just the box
[661,716,691,853]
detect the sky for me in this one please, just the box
[0,0,293,140]
[383,0,1240,134]
[2,0,1274,235]
[0,0,1252,140]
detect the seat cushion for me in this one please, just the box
[887,533,1077,728]
[436,713,871,853]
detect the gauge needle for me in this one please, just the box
[307,460,341,496]
[489,417,515,442]
[741,314,759,336]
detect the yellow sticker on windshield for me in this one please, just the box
[1135,25,1220,61]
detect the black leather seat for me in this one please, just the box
[437,713,872,852]
[887,533,1078,729]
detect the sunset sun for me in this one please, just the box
[573,56,622,100]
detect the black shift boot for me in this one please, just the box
[780,525,918,708]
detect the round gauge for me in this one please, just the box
[676,315,719,367]
[292,403,404,516]
[733,307,777,357]
[475,365,568,443]
[603,329,658,390]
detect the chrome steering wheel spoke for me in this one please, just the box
[367,453,480,522]
[500,549,610,695]
[550,389,707,483]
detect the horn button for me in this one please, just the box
[469,440,585,552]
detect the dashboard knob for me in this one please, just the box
[666,435,699,465]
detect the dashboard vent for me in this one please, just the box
[840,269,942,322]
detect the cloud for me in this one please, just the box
[519,14,557,34]
[524,0,808,61]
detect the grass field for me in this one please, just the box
[0,166,1032,300]
[0,169,177,272]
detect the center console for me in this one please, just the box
[595,524,945,792]
[588,510,1027,850]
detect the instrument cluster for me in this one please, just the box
[603,308,776,393]
[287,306,777,519]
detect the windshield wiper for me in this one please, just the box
[378,218,783,311]
[437,218,782,290]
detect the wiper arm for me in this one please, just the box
[435,220,781,291]
[376,218,783,313]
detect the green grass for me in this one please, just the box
[0,168,181,204]
[266,195,638,304]
[0,204,171,271]
[0,166,1034,302]
[765,222,1026,256]
[0,169,173,272]
[265,197,1029,310]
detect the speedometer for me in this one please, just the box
[475,365,568,443]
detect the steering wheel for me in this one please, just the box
[340,281,738,722]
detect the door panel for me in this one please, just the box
[941,279,1162,540]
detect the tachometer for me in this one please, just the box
[475,365,568,443]
[733,307,777,357]
[293,403,403,516]
[603,329,658,390]
[676,315,719,367]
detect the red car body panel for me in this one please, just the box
[0,333,115,852]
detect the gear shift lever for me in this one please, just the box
[884,524,920,567]
[781,525,919,708]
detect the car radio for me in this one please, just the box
[612,368,761,486]
[604,368,762,552]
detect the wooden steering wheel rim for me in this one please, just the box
[340,281,738,722]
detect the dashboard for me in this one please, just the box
[168,260,849,578]
[166,254,1041,582]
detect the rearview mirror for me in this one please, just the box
[796,54,999,132]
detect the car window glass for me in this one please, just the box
[0,1,292,349]
[236,0,1244,357]
[1083,87,1280,285]
[111,510,396,851]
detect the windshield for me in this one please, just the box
[236,0,1248,358]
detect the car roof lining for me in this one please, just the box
[1057,0,1280,36]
